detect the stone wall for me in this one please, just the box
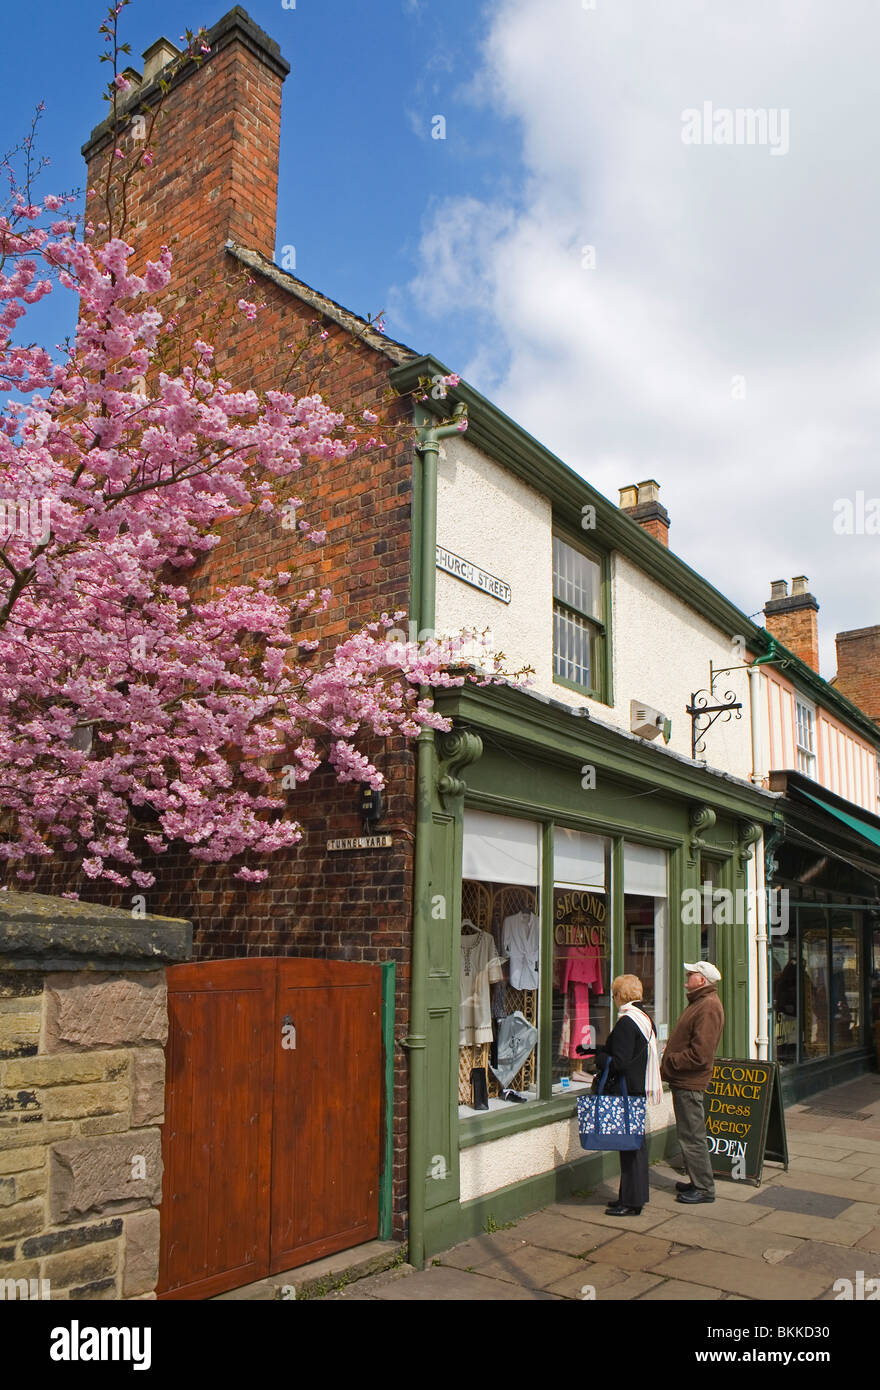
[0,894,191,1300]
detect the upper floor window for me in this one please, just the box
[795,698,817,778]
[552,535,608,700]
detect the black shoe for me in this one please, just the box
[675,1181,696,1193]
[604,1203,642,1216]
[676,1190,715,1204]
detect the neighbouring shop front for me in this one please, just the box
[767,771,880,1103]
[416,682,776,1259]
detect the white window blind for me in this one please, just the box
[623,842,668,898]
[462,811,540,886]
[553,827,607,888]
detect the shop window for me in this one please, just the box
[552,535,607,700]
[623,841,668,1041]
[872,924,880,1064]
[459,811,541,1117]
[830,911,861,1054]
[801,908,829,1059]
[771,935,798,1066]
[552,828,612,1095]
[699,857,722,963]
[795,699,817,778]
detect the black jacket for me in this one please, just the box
[594,1009,655,1096]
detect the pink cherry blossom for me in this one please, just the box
[0,174,523,888]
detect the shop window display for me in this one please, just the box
[771,935,799,1065]
[622,841,668,1041]
[459,811,541,1116]
[801,909,829,1060]
[552,829,611,1095]
[830,912,861,1053]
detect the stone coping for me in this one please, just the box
[0,892,192,971]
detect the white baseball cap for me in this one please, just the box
[683,960,722,984]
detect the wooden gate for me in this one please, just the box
[157,957,383,1300]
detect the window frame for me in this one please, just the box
[795,697,817,779]
[551,527,612,704]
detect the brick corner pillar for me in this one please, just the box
[81,6,290,280]
[834,625,880,724]
[0,892,191,1301]
[763,576,820,673]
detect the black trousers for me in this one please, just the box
[617,1136,649,1207]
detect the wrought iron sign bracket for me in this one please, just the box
[686,661,744,759]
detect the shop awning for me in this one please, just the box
[796,787,880,852]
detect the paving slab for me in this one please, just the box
[680,1197,769,1226]
[509,1211,620,1256]
[434,1229,528,1270]
[472,1242,588,1289]
[749,1185,853,1219]
[772,1171,880,1205]
[543,1262,632,1298]
[780,1238,880,1288]
[591,1270,668,1301]
[644,1248,830,1300]
[648,1214,801,1262]
[787,1155,871,1179]
[756,1210,874,1246]
[585,1231,674,1271]
[855,1227,880,1255]
[640,1279,725,1300]
[853,1167,880,1185]
[840,1202,880,1225]
[370,1265,561,1300]
[542,1200,671,1232]
[791,1132,880,1156]
[785,1140,860,1163]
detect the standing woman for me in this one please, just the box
[587,973,662,1216]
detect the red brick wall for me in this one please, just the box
[764,604,820,674]
[73,21,419,1236]
[835,626,880,724]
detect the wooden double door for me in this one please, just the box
[157,957,383,1300]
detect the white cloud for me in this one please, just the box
[402,0,880,677]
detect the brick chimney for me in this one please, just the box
[619,479,670,547]
[81,7,289,282]
[763,576,820,672]
[834,626,880,723]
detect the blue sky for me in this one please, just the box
[0,0,514,372]
[4,0,880,677]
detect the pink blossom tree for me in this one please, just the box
[0,22,516,893]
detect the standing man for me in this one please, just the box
[660,962,724,1205]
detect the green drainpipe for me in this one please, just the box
[404,404,466,1271]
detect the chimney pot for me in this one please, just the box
[142,37,181,85]
[636,478,660,505]
[791,575,808,596]
[770,579,788,601]
[619,484,638,510]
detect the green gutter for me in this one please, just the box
[389,356,880,751]
[404,402,468,1271]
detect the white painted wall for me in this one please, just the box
[435,437,753,781]
[459,1094,675,1202]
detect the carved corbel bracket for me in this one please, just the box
[688,804,717,865]
[736,821,763,873]
[437,728,483,803]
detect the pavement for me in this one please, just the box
[316,1073,880,1301]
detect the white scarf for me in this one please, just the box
[619,1002,663,1105]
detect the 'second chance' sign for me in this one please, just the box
[436,545,511,603]
[702,1058,789,1185]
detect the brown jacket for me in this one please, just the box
[660,983,724,1091]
